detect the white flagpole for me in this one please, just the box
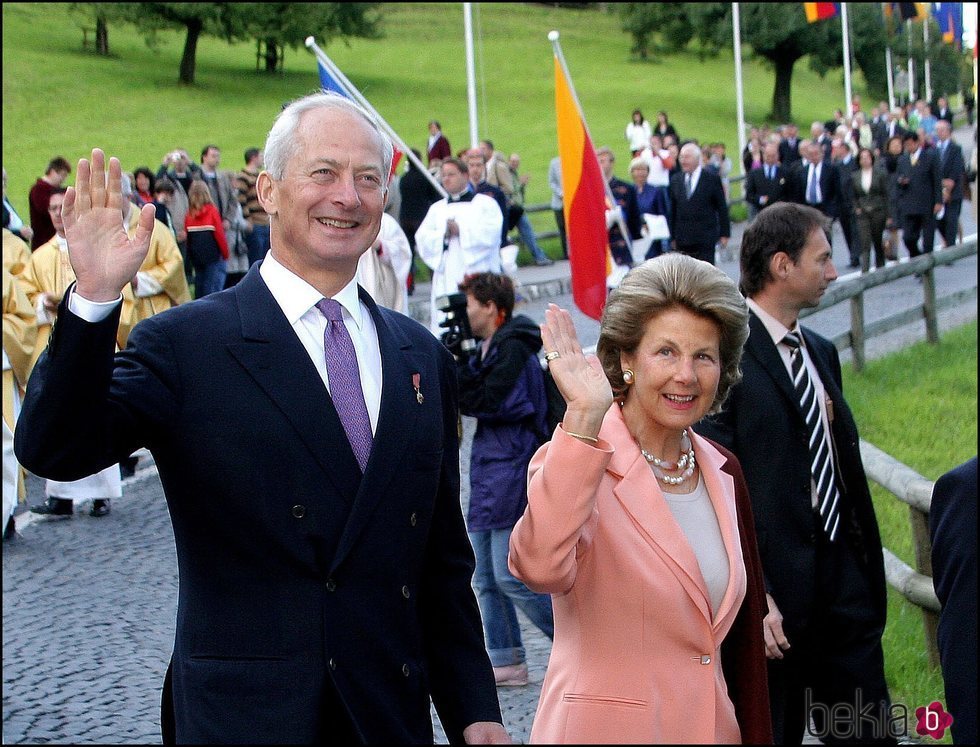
[886,46,896,111]
[305,37,447,198]
[732,3,747,176]
[463,3,480,149]
[842,4,854,116]
[924,8,932,103]
[907,20,915,100]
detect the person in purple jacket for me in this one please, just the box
[455,271,555,687]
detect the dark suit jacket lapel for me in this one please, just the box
[746,312,804,421]
[331,289,422,572]
[225,266,362,499]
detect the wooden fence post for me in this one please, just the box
[908,505,940,667]
[849,292,865,372]
[922,265,939,344]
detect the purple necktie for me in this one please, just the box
[315,298,373,472]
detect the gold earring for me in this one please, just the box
[623,369,634,384]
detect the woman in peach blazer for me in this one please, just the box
[510,255,771,744]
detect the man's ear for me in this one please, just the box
[770,251,791,280]
[256,172,277,216]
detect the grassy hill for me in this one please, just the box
[3,2,862,218]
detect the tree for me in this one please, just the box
[69,3,116,56]
[96,3,381,84]
[237,3,382,73]
[618,3,891,123]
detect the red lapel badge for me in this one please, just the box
[412,373,424,404]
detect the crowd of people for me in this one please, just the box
[2,87,975,746]
[609,98,974,278]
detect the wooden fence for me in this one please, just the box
[800,236,978,370]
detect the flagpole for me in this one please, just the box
[732,3,747,177]
[907,20,915,101]
[549,30,631,254]
[842,4,853,119]
[923,10,932,103]
[886,45,896,111]
[305,37,447,198]
[463,3,480,149]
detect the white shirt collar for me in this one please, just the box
[259,251,364,330]
[746,297,797,348]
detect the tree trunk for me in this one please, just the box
[771,54,795,123]
[178,18,202,85]
[264,38,279,72]
[95,16,109,56]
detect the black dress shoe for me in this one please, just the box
[90,499,111,518]
[3,515,16,540]
[30,497,74,517]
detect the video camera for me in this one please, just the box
[436,292,477,361]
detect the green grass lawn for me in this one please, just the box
[4,1,862,245]
[842,320,977,741]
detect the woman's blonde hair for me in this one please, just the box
[596,254,749,415]
[187,180,214,213]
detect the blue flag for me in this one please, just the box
[317,60,348,97]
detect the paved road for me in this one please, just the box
[4,144,975,744]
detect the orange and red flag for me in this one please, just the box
[553,46,610,321]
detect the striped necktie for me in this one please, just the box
[783,332,840,541]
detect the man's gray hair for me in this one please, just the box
[263,92,393,184]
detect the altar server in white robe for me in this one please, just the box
[415,158,502,335]
[357,211,413,315]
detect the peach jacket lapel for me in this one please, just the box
[604,405,746,635]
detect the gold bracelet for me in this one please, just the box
[563,429,598,444]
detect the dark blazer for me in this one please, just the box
[668,168,731,246]
[695,311,887,632]
[936,139,966,202]
[744,165,790,211]
[929,456,977,745]
[791,160,841,219]
[608,176,642,266]
[896,148,942,216]
[15,266,500,744]
[714,441,775,745]
[778,138,802,168]
[851,168,892,221]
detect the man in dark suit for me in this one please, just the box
[597,146,642,272]
[744,142,790,221]
[831,138,861,268]
[810,121,833,162]
[792,142,840,253]
[696,203,893,745]
[896,131,942,258]
[668,142,730,264]
[778,123,803,168]
[929,456,977,745]
[398,148,443,294]
[14,94,508,745]
[933,96,954,126]
[934,120,966,248]
[876,108,907,154]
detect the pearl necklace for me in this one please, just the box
[640,429,697,486]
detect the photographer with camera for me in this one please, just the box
[455,272,555,687]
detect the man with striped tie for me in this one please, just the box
[696,202,893,745]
